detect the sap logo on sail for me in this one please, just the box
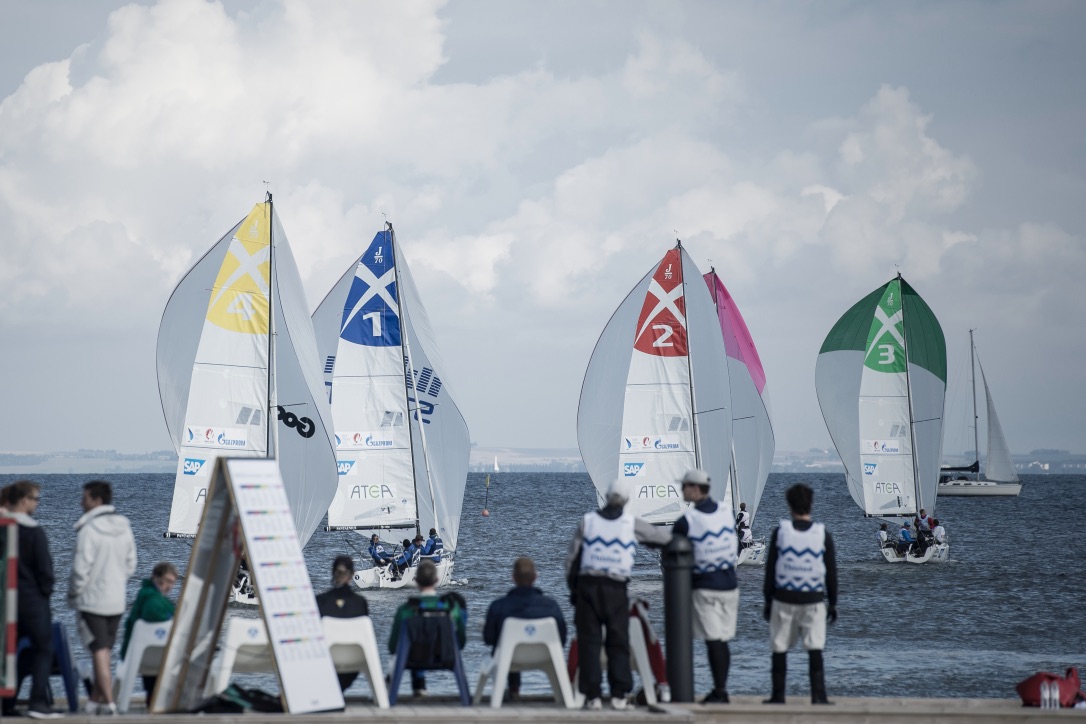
[337,460,356,476]
[623,462,646,477]
[182,458,206,476]
[349,484,395,499]
[637,485,681,499]
[864,439,900,454]
[863,462,877,476]
[874,481,903,494]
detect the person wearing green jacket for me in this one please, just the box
[121,562,178,697]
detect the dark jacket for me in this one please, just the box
[483,586,567,650]
[13,512,54,606]
[316,583,369,619]
[121,578,175,658]
[763,519,838,607]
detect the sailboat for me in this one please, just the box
[156,195,339,601]
[493,456,500,473]
[312,223,470,589]
[704,269,774,565]
[939,330,1022,496]
[815,273,949,564]
[578,242,733,526]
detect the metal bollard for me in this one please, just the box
[661,533,694,703]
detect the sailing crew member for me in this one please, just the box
[673,469,737,704]
[932,519,946,545]
[735,502,750,532]
[877,523,890,548]
[915,509,933,533]
[422,528,444,562]
[369,534,394,567]
[565,478,670,710]
[740,524,754,550]
[897,522,914,555]
[762,483,837,705]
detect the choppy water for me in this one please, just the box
[4,471,1084,701]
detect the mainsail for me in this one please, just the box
[312,225,470,552]
[977,353,1019,484]
[815,274,946,520]
[704,270,774,527]
[156,197,338,547]
[578,243,732,525]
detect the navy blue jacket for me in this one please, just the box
[672,498,738,591]
[483,586,567,650]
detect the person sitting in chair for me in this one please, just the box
[316,555,369,691]
[388,560,466,698]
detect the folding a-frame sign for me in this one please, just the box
[0,517,15,698]
[151,458,344,714]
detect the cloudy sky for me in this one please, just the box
[1,0,1083,458]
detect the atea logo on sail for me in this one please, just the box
[632,249,688,357]
[339,232,401,347]
[864,280,906,373]
[205,205,271,335]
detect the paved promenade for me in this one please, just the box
[19,695,1077,722]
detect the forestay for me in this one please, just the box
[578,244,732,525]
[815,275,946,521]
[157,200,337,547]
[705,271,774,527]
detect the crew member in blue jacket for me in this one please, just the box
[369,534,395,568]
[422,528,444,562]
[762,483,837,705]
[896,522,914,555]
[483,557,567,702]
[673,469,737,704]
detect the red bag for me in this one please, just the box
[1016,666,1082,708]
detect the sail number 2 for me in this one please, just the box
[652,324,674,347]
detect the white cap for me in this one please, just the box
[680,468,710,487]
[606,477,633,506]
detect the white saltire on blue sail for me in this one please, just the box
[578,244,732,525]
[157,200,337,546]
[313,227,470,552]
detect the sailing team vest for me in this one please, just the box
[685,505,737,575]
[580,510,636,579]
[774,519,826,593]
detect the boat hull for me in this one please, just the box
[352,558,456,589]
[938,481,1021,497]
[737,540,767,566]
[879,542,949,564]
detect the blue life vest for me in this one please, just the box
[580,511,636,579]
[424,534,444,561]
[773,519,826,593]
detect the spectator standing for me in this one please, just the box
[69,480,137,716]
[483,557,567,702]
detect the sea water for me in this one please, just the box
[3,472,1084,701]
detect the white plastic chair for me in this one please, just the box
[113,619,173,713]
[321,616,390,709]
[206,617,273,696]
[473,617,574,709]
[571,616,657,706]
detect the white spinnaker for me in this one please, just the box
[815,350,866,510]
[163,207,272,537]
[397,248,470,552]
[979,360,1019,483]
[268,212,338,548]
[317,232,417,533]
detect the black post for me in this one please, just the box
[662,533,694,702]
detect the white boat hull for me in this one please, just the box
[938,480,1021,497]
[352,558,455,589]
[879,542,949,564]
[737,540,767,566]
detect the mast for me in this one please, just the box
[390,223,437,538]
[678,240,701,470]
[265,191,276,460]
[898,273,922,514]
[968,329,980,482]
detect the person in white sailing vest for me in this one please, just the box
[672,469,738,705]
[877,523,890,548]
[762,483,837,705]
[932,519,946,545]
[740,524,754,549]
[915,509,933,533]
[735,502,750,530]
[565,477,670,711]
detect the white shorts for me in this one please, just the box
[769,600,826,652]
[692,588,738,641]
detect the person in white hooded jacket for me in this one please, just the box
[69,480,137,716]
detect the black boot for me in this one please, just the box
[763,652,786,704]
[809,650,832,704]
[701,640,730,703]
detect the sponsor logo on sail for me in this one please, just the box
[186,427,247,449]
[337,431,394,449]
[348,484,396,499]
[863,462,877,475]
[337,460,356,476]
[623,462,646,477]
[653,436,680,450]
[182,458,206,476]
[637,484,681,499]
[365,433,393,448]
[874,481,903,494]
[864,439,901,454]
